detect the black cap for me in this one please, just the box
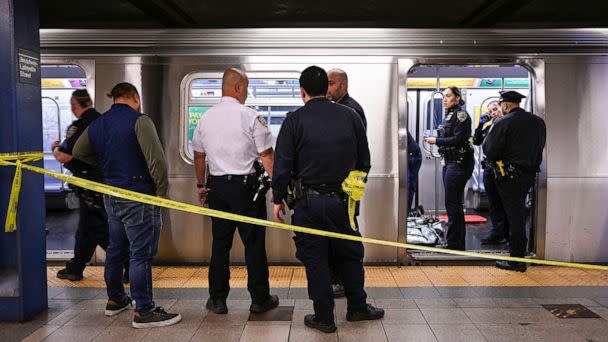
[499,90,526,103]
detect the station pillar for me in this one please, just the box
[0,0,47,322]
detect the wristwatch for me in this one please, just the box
[196,183,206,188]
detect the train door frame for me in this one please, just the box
[40,57,96,262]
[397,58,547,263]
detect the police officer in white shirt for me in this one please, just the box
[192,68,279,315]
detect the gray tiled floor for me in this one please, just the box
[2,286,608,342]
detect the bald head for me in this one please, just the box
[222,68,249,104]
[327,68,349,101]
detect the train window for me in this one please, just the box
[41,64,87,192]
[180,72,302,162]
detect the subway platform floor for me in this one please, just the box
[2,266,608,342]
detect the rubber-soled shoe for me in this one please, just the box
[481,237,508,245]
[346,304,385,322]
[304,314,337,333]
[206,298,228,314]
[332,284,345,298]
[56,268,83,281]
[495,260,527,272]
[132,306,181,329]
[250,294,279,313]
[105,296,132,316]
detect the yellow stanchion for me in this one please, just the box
[1,152,607,271]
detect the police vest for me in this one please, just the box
[88,104,156,195]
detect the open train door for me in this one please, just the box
[397,58,547,263]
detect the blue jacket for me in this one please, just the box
[88,104,156,195]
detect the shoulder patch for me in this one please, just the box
[66,125,79,139]
[256,116,268,128]
[457,110,468,122]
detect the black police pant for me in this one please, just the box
[495,172,536,258]
[66,197,110,274]
[293,193,368,325]
[442,160,473,250]
[483,168,509,240]
[206,177,270,304]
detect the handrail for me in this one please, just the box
[42,96,66,191]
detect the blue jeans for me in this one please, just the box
[408,154,422,210]
[103,195,162,314]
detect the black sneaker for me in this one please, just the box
[304,314,337,333]
[105,296,132,316]
[56,268,83,281]
[132,306,182,329]
[332,284,345,298]
[496,260,527,272]
[206,298,228,314]
[250,294,279,313]
[481,237,508,245]
[346,304,385,321]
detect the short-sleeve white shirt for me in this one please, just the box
[191,96,273,176]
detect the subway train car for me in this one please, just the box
[39,28,608,264]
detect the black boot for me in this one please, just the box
[205,298,228,314]
[495,260,527,272]
[346,304,385,321]
[304,314,337,333]
[250,295,279,313]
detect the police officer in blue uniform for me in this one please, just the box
[473,100,508,245]
[483,91,546,272]
[52,89,128,283]
[407,131,422,212]
[326,68,367,298]
[273,66,383,333]
[424,86,474,250]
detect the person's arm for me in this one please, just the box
[436,113,472,147]
[194,151,208,205]
[472,122,486,146]
[51,142,73,163]
[482,121,506,161]
[72,128,99,167]
[259,148,274,178]
[354,114,371,173]
[272,117,296,222]
[134,115,168,197]
[253,114,274,176]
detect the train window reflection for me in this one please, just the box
[181,73,303,162]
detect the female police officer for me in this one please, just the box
[424,86,473,250]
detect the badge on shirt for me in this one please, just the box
[66,125,78,139]
[256,116,268,128]
[457,111,468,122]
[445,114,452,121]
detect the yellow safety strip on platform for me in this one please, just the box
[2,152,608,271]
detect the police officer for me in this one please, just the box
[326,68,367,298]
[407,131,422,213]
[273,66,383,334]
[192,68,278,315]
[473,100,508,245]
[424,86,474,250]
[483,91,546,272]
[327,68,367,128]
[52,89,128,283]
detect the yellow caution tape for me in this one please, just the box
[341,170,367,231]
[1,152,607,271]
[0,152,44,232]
